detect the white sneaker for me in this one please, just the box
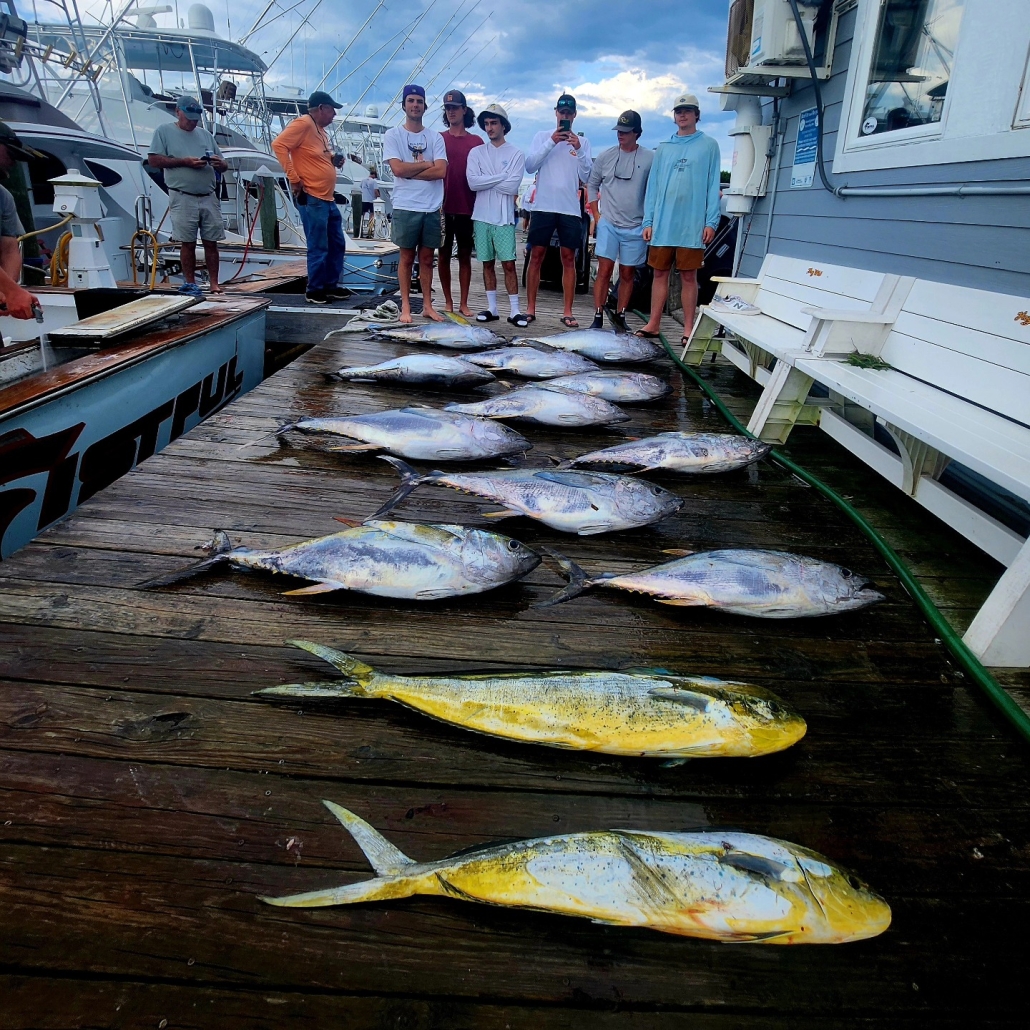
[709,294,760,315]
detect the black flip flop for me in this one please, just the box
[507,314,530,328]
[476,310,500,322]
[634,329,661,339]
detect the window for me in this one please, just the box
[859,0,965,138]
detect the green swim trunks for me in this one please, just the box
[473,221,516,263]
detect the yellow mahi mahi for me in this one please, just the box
[257,640,806,759]
[261,802,891,944]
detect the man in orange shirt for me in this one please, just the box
[272,90,347,304]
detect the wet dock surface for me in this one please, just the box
[1,274,1029,1028]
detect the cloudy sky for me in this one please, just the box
[79,0,734,162]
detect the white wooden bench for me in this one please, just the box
[681,256,1030,668]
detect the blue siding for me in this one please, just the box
[738,8,1030,295]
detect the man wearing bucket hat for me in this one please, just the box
[438,89,483,319]
[148,96,229,297]
[272,90,348,305]
[636,93,721,343]
[586,109,653,331]
[466,103,527,327]
[383,84,449,323]
[0,122,42,319]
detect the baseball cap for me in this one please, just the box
[612,110,642,133]
[402,84,427,101]
[308,90,342,110]
[477,103,511,134]
[176,95,204,119]
[555,93,576,112]
[442,89,467,107]
[672,93,701,112]
[0,121,45,160]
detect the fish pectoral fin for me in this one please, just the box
[328,442,381,452]
[661,548,694,557]
[281,582,343,597]
[648,686,710,712]
[481,509,519,519]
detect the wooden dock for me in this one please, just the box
[2,267,1029,1028]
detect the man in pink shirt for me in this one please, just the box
[438,89,483,318]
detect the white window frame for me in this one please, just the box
[833,0,1030,173]
[1015,42,1030,129]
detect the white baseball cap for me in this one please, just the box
[672,93,700,112]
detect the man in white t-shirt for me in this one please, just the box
[524,92,592,327]
[466,104,527,327]
[360,167,379,236]
[382,84,448,322]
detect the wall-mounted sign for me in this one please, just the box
[791,107,819,189]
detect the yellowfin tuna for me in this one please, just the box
[261,802,892,945]
[256,640,807,758]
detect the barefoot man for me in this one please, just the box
[382,84,448,322]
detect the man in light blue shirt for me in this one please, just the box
[636,93,722,342]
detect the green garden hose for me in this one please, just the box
[637,314,1030,745]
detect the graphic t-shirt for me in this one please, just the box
[383,126,448,213]
[440,131,484,215]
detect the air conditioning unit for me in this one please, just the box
[749,0,818,67]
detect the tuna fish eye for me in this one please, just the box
[651,486,663,495]
[840,568,853,579]
[507,539,521,551]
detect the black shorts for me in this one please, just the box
[527,211,583,251]
[441,212,474,253]
[362,201,373,214]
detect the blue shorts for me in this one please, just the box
[595,218,647,267]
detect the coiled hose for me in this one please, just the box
[634,312,1030,745]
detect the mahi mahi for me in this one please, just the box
[540,549,885,617]
[543,371,671,403]
[563,432,771,473]
[330,354,495,387]
[463,346,602,379]
[138,522,540,599]
[516,328,664,363]
[277,407,530,461]
[372,456,683,534]
[261,803,891,945]
[445,386,630,426]
[257,639,806,758]
[367,323,505,349]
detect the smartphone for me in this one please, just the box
[558,118,571,133]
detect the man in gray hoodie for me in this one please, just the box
[586,110,653,331]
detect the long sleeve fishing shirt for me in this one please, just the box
[586,144,654,229]
[466,141,526,226]
[642,130,722,249]
[525,130,593,217]
[272,115,337,203]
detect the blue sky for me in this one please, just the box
[79,0,734,163]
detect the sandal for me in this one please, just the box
[560,315,579,329]
[634,328,661,339]
[523,314,536,324]
[476,310,500,322]
[507,313,530,328]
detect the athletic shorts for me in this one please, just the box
[361,201,373,214]
[473,221,517,263]
[647,245,705,272]
[392,208,443,250]
[168,190,225,244]
[441,212,475,253]
[527,210,583,251]
[595,218,647,267]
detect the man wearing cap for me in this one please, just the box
[0,122,42,319]
[360,167,379,237]
[524,93,592,328]
[383,84,448,323]
[466,104,526,327]
[636,93,722,342]
[438,89,483,318]
[586,109,653,331]
[148,98,228,297]
[272,91,347,305]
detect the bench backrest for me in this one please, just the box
[754,254,898,330]
[881,280,1030,426]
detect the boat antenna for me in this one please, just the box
[312,0,385,93]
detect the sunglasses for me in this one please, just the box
[443,104,464,110]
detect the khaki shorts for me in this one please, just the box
[168,190,226,243]
[647,245,704,272]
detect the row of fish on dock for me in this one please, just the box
[142,317,892,943]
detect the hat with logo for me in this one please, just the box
[612,109,642,133]
[555,93,577,112]
[402,84,427,101]
[176,95,204,119]
[442,89,467,107]
[477,103,511,134]
[0,121,45,160]
[308,90,342,110]
[672,93,701,112]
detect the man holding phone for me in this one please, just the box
[272,90,348,305]
[524,93,592,328]
[148,96,228,296]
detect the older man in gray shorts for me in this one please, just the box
[148,96,228,296]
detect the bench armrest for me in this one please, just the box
[801,306,894,324]
[711,276,761,284]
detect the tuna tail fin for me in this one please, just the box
[137,531,235,588]
[286,639,377,681]
[534,547,595,608]
[323,801,416,875]
[370,455,430,518]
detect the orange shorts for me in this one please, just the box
[647,245,705,272]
